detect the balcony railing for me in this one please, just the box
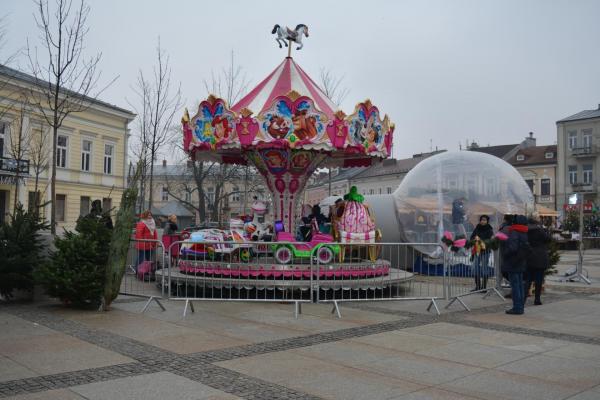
[572,182,597,193]
[571,146,599,157]
[0,156,30,174]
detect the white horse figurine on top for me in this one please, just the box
[271,24,309,50]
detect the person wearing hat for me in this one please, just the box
[501,214,530,315]
[470,214,494,291]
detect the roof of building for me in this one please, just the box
[158,201,194,217]
[353,151,443,180]
[508,145,557,167]
[469,144,519,159]
[231,57,337,118]
[557,105,600,123]
[0,64,135,117]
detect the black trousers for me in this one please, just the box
[525,269,544,302]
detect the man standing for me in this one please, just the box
[501,214,530,315]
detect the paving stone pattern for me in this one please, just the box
[1,292,599,399]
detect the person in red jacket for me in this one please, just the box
[135,210,158,270]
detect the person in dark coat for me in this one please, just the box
[470,215,494,291]
[526,217,551,305]
[500,214,530,315]
[164,214,178,235]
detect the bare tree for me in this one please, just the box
[319,68,350,108]
[5,93,32,212]
[319,68,350,194]
[28,119,50,218]
[26,0,115,233]
[130,38,182,211]
[127,74,152,213]
[203,51,250,106]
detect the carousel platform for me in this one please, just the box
[156,259,414,291]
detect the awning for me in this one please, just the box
[536,205,559,217]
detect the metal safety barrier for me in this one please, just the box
[119,238,166,312]
[314,242,445,317]
[165,239,313,317]
[443,249,505,311]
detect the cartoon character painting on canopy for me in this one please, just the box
[182,26,395,233]
[347,100,392,156]
[261,95,327,145]
[186,95,237,151]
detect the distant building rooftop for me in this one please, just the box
[557,104,600,123]
[508,145,557,167]
[0,64,135,118]
[469,144,519,159]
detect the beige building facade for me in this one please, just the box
[0,65,135,230]
[557,105,600,209]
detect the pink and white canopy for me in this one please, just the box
[231,57,337,119]
[182,57,395,231]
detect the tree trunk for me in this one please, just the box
[50,123,57,234]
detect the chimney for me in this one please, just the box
[162,159,167,167]
[523,132,536,148]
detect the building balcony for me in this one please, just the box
[571,146,600,157]
[0,156,30,174]
[571,182,597,194]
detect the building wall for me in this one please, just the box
[515,165,557,210]
[557,118,600,208]
[0,77,133,231]
[352,175,401,196]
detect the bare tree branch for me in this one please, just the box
[25,0,116,233]
[319,68,350,108]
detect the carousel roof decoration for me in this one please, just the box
[182,25,395,231]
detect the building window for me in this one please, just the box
[57,135,68,168]
[232,187,240,202]
[545,152,554,159]
[516,154,525,161]
[568,131,577,150]
[541,179,551,196]
[369,189,374,195]
[161,187,168,201]
[102,198,112,212]
[569,165,578,185]
[387,187,392,194]
[0,121,6,156]
[583,130,592,149]
[184,191,192,202]
[583,164,593,184]
[378,188,382,194]
[81,140,92,171]
[103,143,113,174]
[525,179,534,193]
[56,194,66,222]
[207,187,215,205]
[80,196,90,216]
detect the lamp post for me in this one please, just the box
[565,188,592,284]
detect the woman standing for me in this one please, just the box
[526,216,551,305]
[470,215,494,291]
[134,210,158,270]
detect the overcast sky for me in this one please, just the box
[2,0,600,160]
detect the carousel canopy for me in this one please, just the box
[182,58,394,168]
[181,33,395,231]
[232,57,337,119]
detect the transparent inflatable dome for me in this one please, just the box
[393,151,534,255]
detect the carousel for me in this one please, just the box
[163,25,413,293]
